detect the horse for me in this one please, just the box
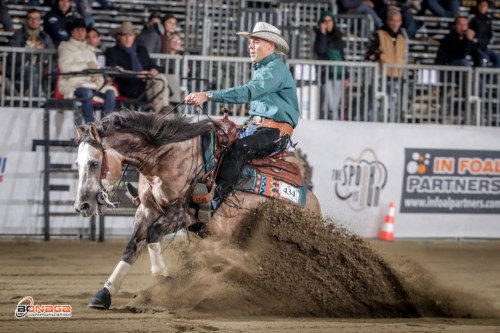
[74,111,321,310]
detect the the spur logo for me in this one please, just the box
[15,296,72,319]
[332,149,388,211]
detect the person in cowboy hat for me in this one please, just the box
[185,21,299,207]
[105,21,171,114]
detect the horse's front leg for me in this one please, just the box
[88,205,160,309]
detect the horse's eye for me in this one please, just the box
[89,161,99,168]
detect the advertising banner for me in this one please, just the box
[292,121,500,239]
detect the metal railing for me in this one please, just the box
[0,46,56,108]
[334,14,374,61]
[474,68,500,127]
[381,63,475,125]
[287,59,378,121]
[2,47,500,127]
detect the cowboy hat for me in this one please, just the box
[236,22,290,55]
[110,22,139,39]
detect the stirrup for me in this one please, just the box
[192,182,212,223]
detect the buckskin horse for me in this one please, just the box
[74,111,321,309]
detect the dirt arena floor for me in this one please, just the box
[1,203,500,332]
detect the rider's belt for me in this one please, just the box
[258,119,293,137]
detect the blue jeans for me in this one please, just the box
[354,4,382,29]
[426,0,459,18]
[478,48,500,68]
[16,65,40,97]
[74,88,116,123]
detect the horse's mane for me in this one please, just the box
[81,111,214,147]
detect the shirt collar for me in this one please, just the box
[254,53,277,70]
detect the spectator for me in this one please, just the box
[0,0,13,32]
[58,19,116,123]
[86,26,116,90]
[469,0,500,68]
[161,13,178,54]
[9,9,55,97]
[86,26,105,66]
[43,0,80,48]
[136,12,164,54]
[373,0,418,38]
[314,11,349,120]
[105,22,171,113]
[338,0,382,30]
[422,0,460,18]
[366,10,407,121]
[435,15,483,67]
[75,0,96,28]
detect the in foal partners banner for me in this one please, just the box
[292,121,500,239]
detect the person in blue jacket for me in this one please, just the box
[43,0,80,48]
[185,22,299,204]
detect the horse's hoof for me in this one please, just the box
[88,288,111,310]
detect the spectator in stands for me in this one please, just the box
[161,13,178,55]
[0,0,13,32]
[373,0,418,38]
[337,0,382,30]
[421,0,460,18]
[44,0,80,48]
[9,9,55,97]
[75,0,96,28]
[435,15,484,67]
[136,12,164,54]
[366,10,407,121]
[86,27,106,66]
[469,0,500,68]
[105,21,171,113]
[58,19,116,123]
[314,11,348,120]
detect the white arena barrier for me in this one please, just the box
[0,109,499,239]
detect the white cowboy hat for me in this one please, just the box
[110,22,140,39]
[236,22,290,55]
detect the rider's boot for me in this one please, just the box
[192,182,212,223]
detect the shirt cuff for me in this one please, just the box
[212,90,223,103]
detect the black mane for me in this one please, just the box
[80,112,214,147]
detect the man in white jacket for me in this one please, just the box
[58,18,116,123]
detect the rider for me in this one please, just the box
[185,22,300,206]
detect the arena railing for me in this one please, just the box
[0,47,498,128]
[474,67,500,127]
[286,59,379,121]
[333,14,374,62]
[380,63,477,125]
[0,46,56,109]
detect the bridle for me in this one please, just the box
[77,136,119,208]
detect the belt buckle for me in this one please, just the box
[252,116,263,124]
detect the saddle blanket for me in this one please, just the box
[237,167,307,208]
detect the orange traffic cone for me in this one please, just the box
[379,202,395,241]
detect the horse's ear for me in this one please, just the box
[75,125,84,140]
[89,124,102,143]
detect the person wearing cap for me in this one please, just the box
[58,18,116,123]
[185,22,299,205]
[105,21,171,113]
[136,12,164,54]
[469,0,500,68]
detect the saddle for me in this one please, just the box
[192,109,303,209]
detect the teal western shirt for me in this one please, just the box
[211,53,300,128]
